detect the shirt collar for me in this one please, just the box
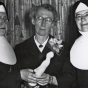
[34,36,49,52]
[79,30,88,37]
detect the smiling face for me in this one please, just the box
[0,12,7,36]
[32,8,54,36]
[75,10,88,32]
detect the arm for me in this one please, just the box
[56,43,76,88]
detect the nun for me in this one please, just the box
[0,2,20,88]
[70,0,88,88]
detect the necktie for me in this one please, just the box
[39,45,43,48]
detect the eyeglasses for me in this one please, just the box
[35,16,53,23]
[0,15,8,23]
[0,17,8,23]
[75,12,88,21]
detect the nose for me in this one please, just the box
[0,19,4,25]
[81,15,86,22]
[41,19,46,27]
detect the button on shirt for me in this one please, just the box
[34,36,49,52]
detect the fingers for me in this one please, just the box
[28,69,34,72]
[34,85,40,88]
[20,69,37,83]
[37,80,49,86]
[37,73,50,86]
[20,69,29,81]
[27,71,37,83]
[20,69,51,86]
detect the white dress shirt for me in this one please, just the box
[34,36,49,52]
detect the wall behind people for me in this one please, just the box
[0,0,79,47]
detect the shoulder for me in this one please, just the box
[14,36,34,51]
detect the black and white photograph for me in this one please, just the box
[0,0,88,88]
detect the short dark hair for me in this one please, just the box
[30,4,58,22]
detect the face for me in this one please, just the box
[0,12,7,36]
[75,10,88,32]
[32,8,54,36]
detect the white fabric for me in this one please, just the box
[75,2,88,13]
[70,31,88,70]
[0,5,6,12]
[79,30,88,36]
[34,36,49,52]
[34,51,54,77]
[0,36,16,65]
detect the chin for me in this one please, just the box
[0,32,5,36]
[0,34,5,36]
[81,29,88,32]
[39,34,46,36]
[81,26,88,32]
[38,33,47,36]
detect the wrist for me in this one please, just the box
[49,76,53,84]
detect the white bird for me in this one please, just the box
[28,51,54,86]
[34,51,54,77]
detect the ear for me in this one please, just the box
[32,18,35,25]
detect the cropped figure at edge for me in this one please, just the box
[0,2,20,88]
[70,0,88,88]
[15,4,76,88]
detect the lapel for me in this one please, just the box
[28,35,52,58]
[42,35,53,54]
[28,36,41,55]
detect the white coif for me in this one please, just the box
[0,36,16,65]
[70,31,88,70]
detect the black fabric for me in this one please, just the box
[75,69,88,88]
[0,62,21,88]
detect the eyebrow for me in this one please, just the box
[76,12,88,16]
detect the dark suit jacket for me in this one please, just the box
[14,35,76,88]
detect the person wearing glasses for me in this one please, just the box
[14,4,76,88]
[70,0,88,88]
